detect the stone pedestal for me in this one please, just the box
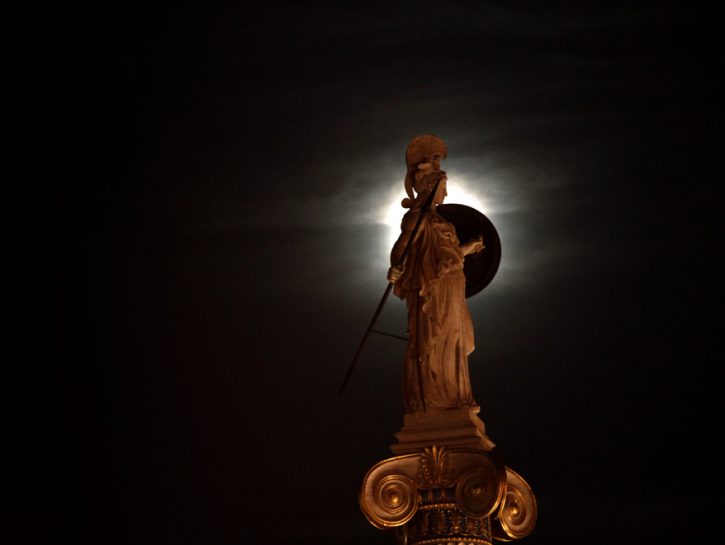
[392,407,496,455]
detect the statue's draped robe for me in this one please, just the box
[394,209,477,413]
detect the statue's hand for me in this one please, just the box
[387,265,405,283]
[461,235,485,256]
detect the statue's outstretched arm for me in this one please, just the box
[461,235,485,256]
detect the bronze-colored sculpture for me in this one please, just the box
[355,136,536,545]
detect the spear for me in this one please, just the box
[338,176,443,395]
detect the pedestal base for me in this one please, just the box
[392,407,496,455]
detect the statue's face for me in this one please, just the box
[430,153,443,170]
[432,176,448,205]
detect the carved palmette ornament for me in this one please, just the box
[418,445,450,488]
[491,467,537,541]
[359,447,507,530]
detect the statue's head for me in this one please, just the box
[403,135,447,208]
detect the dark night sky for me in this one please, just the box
[12,2,723,544]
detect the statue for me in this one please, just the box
[356,136,537,545]
[387,135,484,414]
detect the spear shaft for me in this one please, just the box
[338,176,443,395]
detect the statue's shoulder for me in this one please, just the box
[400,209,425,232]
[430,209,455,228]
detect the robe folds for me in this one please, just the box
[394,209,477,413]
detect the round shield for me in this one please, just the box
[436,203,501,298]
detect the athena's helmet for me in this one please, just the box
[403,134,448,208]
